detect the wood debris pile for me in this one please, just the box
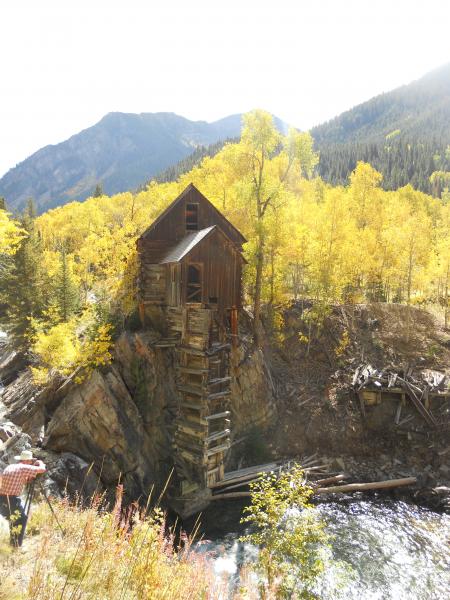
[210,454,417,501]
[352,364,450,429]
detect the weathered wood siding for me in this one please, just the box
[181,228,243,312]
[138,263,166,303]
[137,185,245,262]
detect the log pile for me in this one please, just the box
[209,457,417,501]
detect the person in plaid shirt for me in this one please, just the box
[0,450,46,547]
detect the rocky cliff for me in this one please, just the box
[0,330,275,506]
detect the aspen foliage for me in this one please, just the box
[0,208,26,256]
[2,111,449,374]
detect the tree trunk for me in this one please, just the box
[253,232,265,346]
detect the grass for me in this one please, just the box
[0,485,223,599]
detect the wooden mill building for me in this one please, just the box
[137,183,246,498]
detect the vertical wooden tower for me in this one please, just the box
[137,184,246,498]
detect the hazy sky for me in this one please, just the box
[1,0,449,178]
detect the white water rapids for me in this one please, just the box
[201,500,450,599]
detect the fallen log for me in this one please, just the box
[315,477,417,494]
[313,474,347,486]
[211,491,251,500]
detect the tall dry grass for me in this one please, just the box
[0,485,224,600]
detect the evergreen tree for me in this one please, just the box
[93,183,104,197]
[0,196,6,210]
[53,248,79,321]
[0,199,47,347]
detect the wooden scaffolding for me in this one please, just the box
[168,305,232,493]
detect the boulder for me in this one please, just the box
[43,451,103,501]
[1,369,65,440]
[0,347,28,386]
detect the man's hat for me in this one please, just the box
[14,450,34,462]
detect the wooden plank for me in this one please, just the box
[174,436,206,453]
[178,384,205,396]
[394,400,402,425]
[402,381,438,427]
[205,410,231,421]
[211,477,418,500]
[175,447,207,465]
[206,343,231,356]
[206,429,230,444]
[178,367,209,375]
[177,346,206,356]
[177,418,207,433]
[222,462,278,482]
[208,376,231,386]
[206,442,230,457]
[207,390,231,401]
[180,401,205,411]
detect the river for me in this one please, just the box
[197,498,450,599]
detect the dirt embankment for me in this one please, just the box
[263,303,450,510]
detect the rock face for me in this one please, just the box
[44,332,179,499]
[231,345,275,434]
[1,330,275,506]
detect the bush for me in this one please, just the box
[240,465,328,598]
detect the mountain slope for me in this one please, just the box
[0,112,245,213]
[312,64,450,192]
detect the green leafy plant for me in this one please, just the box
[240,465,327,599]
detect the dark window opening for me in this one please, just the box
[186,203,199,231]
[209,296,218,304]
[187,264,202,302]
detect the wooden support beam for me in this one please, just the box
[402,381,438,427]
[208,376,232,386]
[206,442,230,457]
[178,367,209,375]
[221,463,279,482]
[176,418,207,433]
[180,403,206,413]
[207,390,231,401]
[154,340,177,348]
[206,429,230,444]
[206,343,231,356]
[205,410,231,421]
[177,346,206,356]
[178,384,205,396]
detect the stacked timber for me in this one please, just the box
[138,264,166,304]
[172,306,232,492]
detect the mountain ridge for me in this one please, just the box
[2,63,450,212]
[0,112,247,213]
[312,63,450,192]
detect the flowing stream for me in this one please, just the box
[198,499,450,599]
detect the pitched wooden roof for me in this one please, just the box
[160,225,247,264]
[139,183,247,245]
[160,226,216,263]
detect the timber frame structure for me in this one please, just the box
[137,184,247,506]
